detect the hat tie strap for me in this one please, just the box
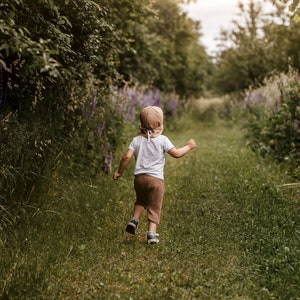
[140,126,161,142]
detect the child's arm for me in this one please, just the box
[113,149,134,180]
[168,139,196,158]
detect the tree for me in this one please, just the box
[212,0,300,95]
[213,1,273,94]
[273,0,300,21]
[98,0,210,98]
[151,0,209,98]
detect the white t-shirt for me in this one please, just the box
[128,135,175,180]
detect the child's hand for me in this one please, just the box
[113,172,121,180]
[186,138,196,149]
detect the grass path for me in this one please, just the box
[1,109,300,299]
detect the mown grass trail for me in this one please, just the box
[1,104,299,299]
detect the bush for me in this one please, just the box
[243,68,300,178]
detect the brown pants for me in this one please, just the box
[134,174,164,225]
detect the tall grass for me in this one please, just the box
[1,103,299,299]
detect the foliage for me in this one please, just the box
[275,0,300,21]
[213,1,273,94]
[0,0,210,209]
[151,0,209,99]
[111,84,180,120]
[243,68,300,178]
[99,0,208,98]
[0,0,69,108]
[212,0,300,95]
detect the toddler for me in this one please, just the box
[113,106,196,244]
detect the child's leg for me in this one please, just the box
[147,177,164,231]
[147,221,159,244]
[126,204,145,235]
[133,203,145,219]
[148,222,157,232]
[146,177,163,244]
[126,175,147,235]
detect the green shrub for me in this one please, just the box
[243,68,300,178]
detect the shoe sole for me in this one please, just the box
[147,239,159,244]
[125,223,136,235]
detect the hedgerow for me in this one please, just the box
[244,68,300,178]
[0,0,207,212]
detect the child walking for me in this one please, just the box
[113,106,196,244]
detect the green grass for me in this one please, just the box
[1,104,300,299]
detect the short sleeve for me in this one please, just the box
[128,138,135,151]
[163,136,175,152]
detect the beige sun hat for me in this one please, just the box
[140,106,164,141]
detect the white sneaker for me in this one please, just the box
[147,231,159,244]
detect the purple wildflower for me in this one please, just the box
[141,90,153,108]
[153,89,161,107]
[274,99,279,112]
[101,142,113,174]
[294,74,298,82]
[104,142,110,152]
[108,152,113,171]
[88,91,97,119]
[112,85,181,122]
[279,89,284,103]
[294,119,299,137]
[168,96,178,116]
[126,87,139,121]
[126,102,136,122]
[119,95,127,116]
[257,93,263,105]
[243,92,252,109]
[98,123,105,137]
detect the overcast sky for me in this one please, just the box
[182,0,274,55]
